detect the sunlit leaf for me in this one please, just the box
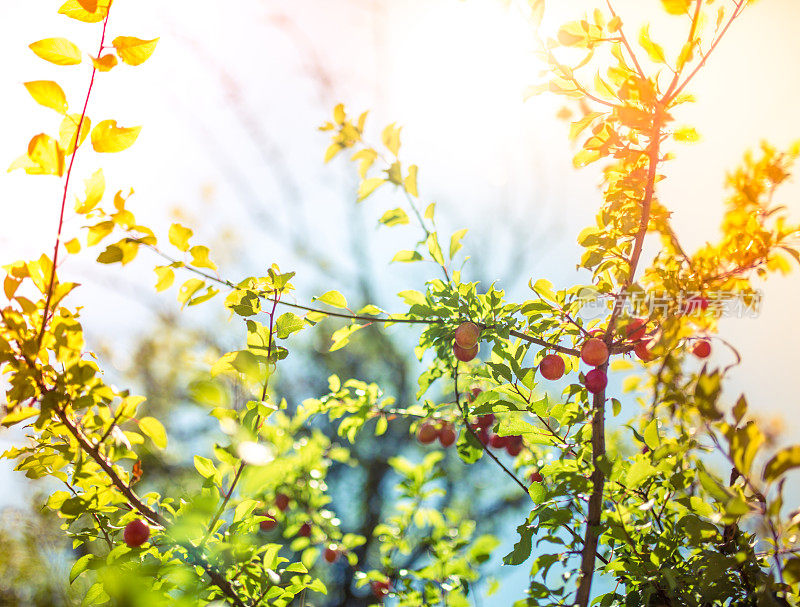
[59,114,92,153]
[58,0,110,22]
[112,36,159,66]
[75,169,104,213]
[90,120,141,153]
[29,38,82,66]
[24,81,68,114]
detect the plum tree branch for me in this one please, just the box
[38,11,111,351]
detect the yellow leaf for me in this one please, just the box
[154,266,174,291]
[75,169,104,213]
[91,54,118,72]
[169,223,193,252]
[59,114,91,153]
[660,0,691,15]
[382,123,402,156]
[26,134,65,176]
[24,81,68,114]
[333,103,346,125]
[357,178,384,202]
[673,126,701,143]
[90,120,141,153]
[405,165,418,197]
[58,0,110,23]
[64,238,81,254]
[29,38,82,66]
[324,143,343,163]
[189,245,217,270]
[639,25,666,64]
[86,221,113,246]
[112,36,159,66]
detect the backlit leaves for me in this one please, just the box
[29,38,82,66]
[168,223,193,252]
[24,81,68,114]
[112,36,159,66]
[75,169,105,213]
[9,134,65,176]
[91,54,118,72]
[357,178,384,202]
[661,0,691,15]
[59,114,92,152]
[90,120,142,153]
[58,0,110,23]
[639,25,667,64]
[763,445,800,483]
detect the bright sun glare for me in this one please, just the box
[392,0,552,184]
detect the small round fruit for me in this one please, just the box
[473,425,490,446]
[469,387,482,400]
[275,493,290,512]
[489,433,508,449]
[529,471,543,483]
[581,338,609,366]
[634,340,654,362]
[625,318,647,341]
[454,322,481,349]
[506,435,523,456]
[437,424,456,447]
[417,422,438,444]
[539,354,565,381]
[259,513,277,532]
[693,340,711,359]
[123,519,150,548]
[324,546,340,563]
[476,413,495,429]
[371,580,391,599]
[298,522,312,538]
[453,342,479,362]
[584,368,608,394]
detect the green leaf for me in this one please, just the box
[70,554,93,583]
[276,312,305,339]
[194,455,216,478]
[139,416,167,449]
[643,419,659,450]
[503,522,533,565]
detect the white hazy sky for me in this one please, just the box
[1,0,800,600]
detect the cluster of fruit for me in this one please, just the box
[416,420,456,447]
[258,492,343,563]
